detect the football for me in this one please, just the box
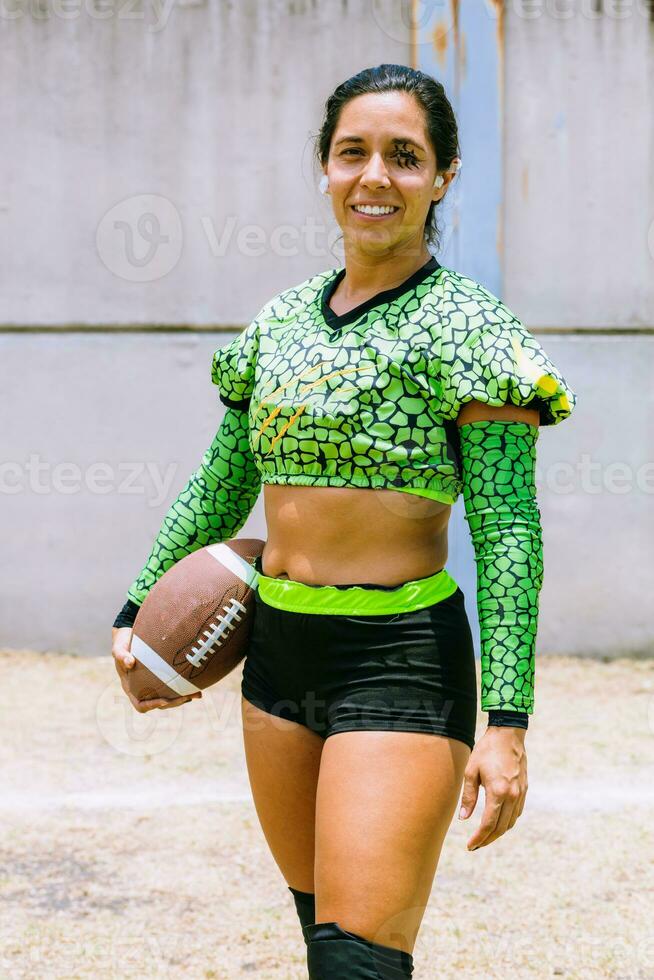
[127,537,264,702]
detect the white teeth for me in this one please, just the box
[353,205,397,216]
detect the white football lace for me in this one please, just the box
[185,597,247,668]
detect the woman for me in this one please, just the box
[113,65,576,979]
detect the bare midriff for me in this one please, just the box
[261,484,451,586]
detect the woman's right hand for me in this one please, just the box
[112,626,202,712]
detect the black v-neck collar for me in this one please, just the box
[320,255,441,330]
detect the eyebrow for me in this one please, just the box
[334,136,426,153]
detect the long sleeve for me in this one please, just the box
[459,419,543,715]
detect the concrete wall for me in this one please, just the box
[1,330,263,655]
[1,0,652,658]
[0,0,414,655]
[531,335,654,658]
[503,2,654,327]
[0,0,411,326]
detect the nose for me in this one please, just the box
[360,152,391,188]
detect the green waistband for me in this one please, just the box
[255,563,459,615]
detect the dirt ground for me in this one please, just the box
[1,649,653,980]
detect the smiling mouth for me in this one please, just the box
[350,205,401,217]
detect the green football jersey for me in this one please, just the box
[121,255,577,718]
[212,255,576,503]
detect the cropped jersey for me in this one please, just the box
[211,256,576,502]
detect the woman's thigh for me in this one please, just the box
[314,729,470,954]
[241,694,324,894]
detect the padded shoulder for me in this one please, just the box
[437,268,577,426]
[211,268,338,408]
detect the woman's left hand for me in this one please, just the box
[458,726,528,850]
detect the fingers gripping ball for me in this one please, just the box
[127,537,264,702]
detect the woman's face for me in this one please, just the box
[323,90,452,258]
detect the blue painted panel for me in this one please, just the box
[417,1,504,658]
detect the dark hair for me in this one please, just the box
[314,64,460,252]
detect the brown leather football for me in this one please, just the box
[127,537,265,701]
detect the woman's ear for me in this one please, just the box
[432,170,457,204]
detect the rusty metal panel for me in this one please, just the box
[416,0,504,294]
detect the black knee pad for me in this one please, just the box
[303,921,414,979]
[288,886,316,939]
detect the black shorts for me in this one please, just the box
[241,555,478,751]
